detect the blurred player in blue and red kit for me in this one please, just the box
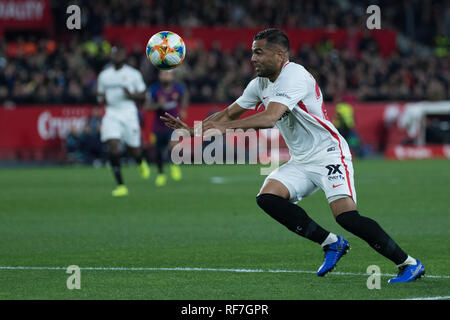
[146,70,189,186]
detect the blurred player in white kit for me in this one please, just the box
[97,46,150,197]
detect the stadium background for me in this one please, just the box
[1,0,450,301]
[1,0,449,163]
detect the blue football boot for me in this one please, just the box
[388,260,425,283]
[317,235,350,277]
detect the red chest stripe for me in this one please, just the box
[297,100,353,199]
[315,82,321,99]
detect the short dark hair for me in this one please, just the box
[254,28,290,51]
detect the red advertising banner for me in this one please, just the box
[0,102,435,161]
[0,106,92,148]
[0,106,92,160]
[0,0,52,29]
[104,26,397,57]
[385,145,450,160]
[0,104,231,160]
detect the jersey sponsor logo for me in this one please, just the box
[327,147,336,152]
[328,175,345,182]
[275,92,291,100]
[325,164,343,175]
[326,164,346,183]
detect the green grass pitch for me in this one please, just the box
[0,159,449,299]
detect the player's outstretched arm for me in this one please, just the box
[160,102,248,135]
[201,102,248,123]
[203,102,287,132]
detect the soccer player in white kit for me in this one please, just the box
[97,46,150,197]
[162,29,424,283]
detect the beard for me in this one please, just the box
[254,64,277,78]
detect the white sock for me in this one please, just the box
[397,255,417,268]
[321,233,338,247]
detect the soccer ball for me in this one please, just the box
[146,31,186,70]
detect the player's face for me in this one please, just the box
[111,47,126,65]
[251,39,282,78]
[159,70,174,84]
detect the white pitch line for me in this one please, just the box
[400,296,450,300]
[0,266,450,279]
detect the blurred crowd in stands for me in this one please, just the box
[0,0,449,106]
[50,0,450,46]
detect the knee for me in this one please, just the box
[107,143,120,156]
[330,196,357,218]
[256,193,267,209]
[256,193,280,211]
[128,147,141,158]
[109,150,120,158]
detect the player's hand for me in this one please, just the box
[160,112,192,133]
[202,121,227,136]
[97,93,107,105]
[123,87,133,99]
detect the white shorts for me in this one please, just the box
[261,154,357,204]
[100,113,141,148]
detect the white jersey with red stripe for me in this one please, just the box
[235,61,352,164]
